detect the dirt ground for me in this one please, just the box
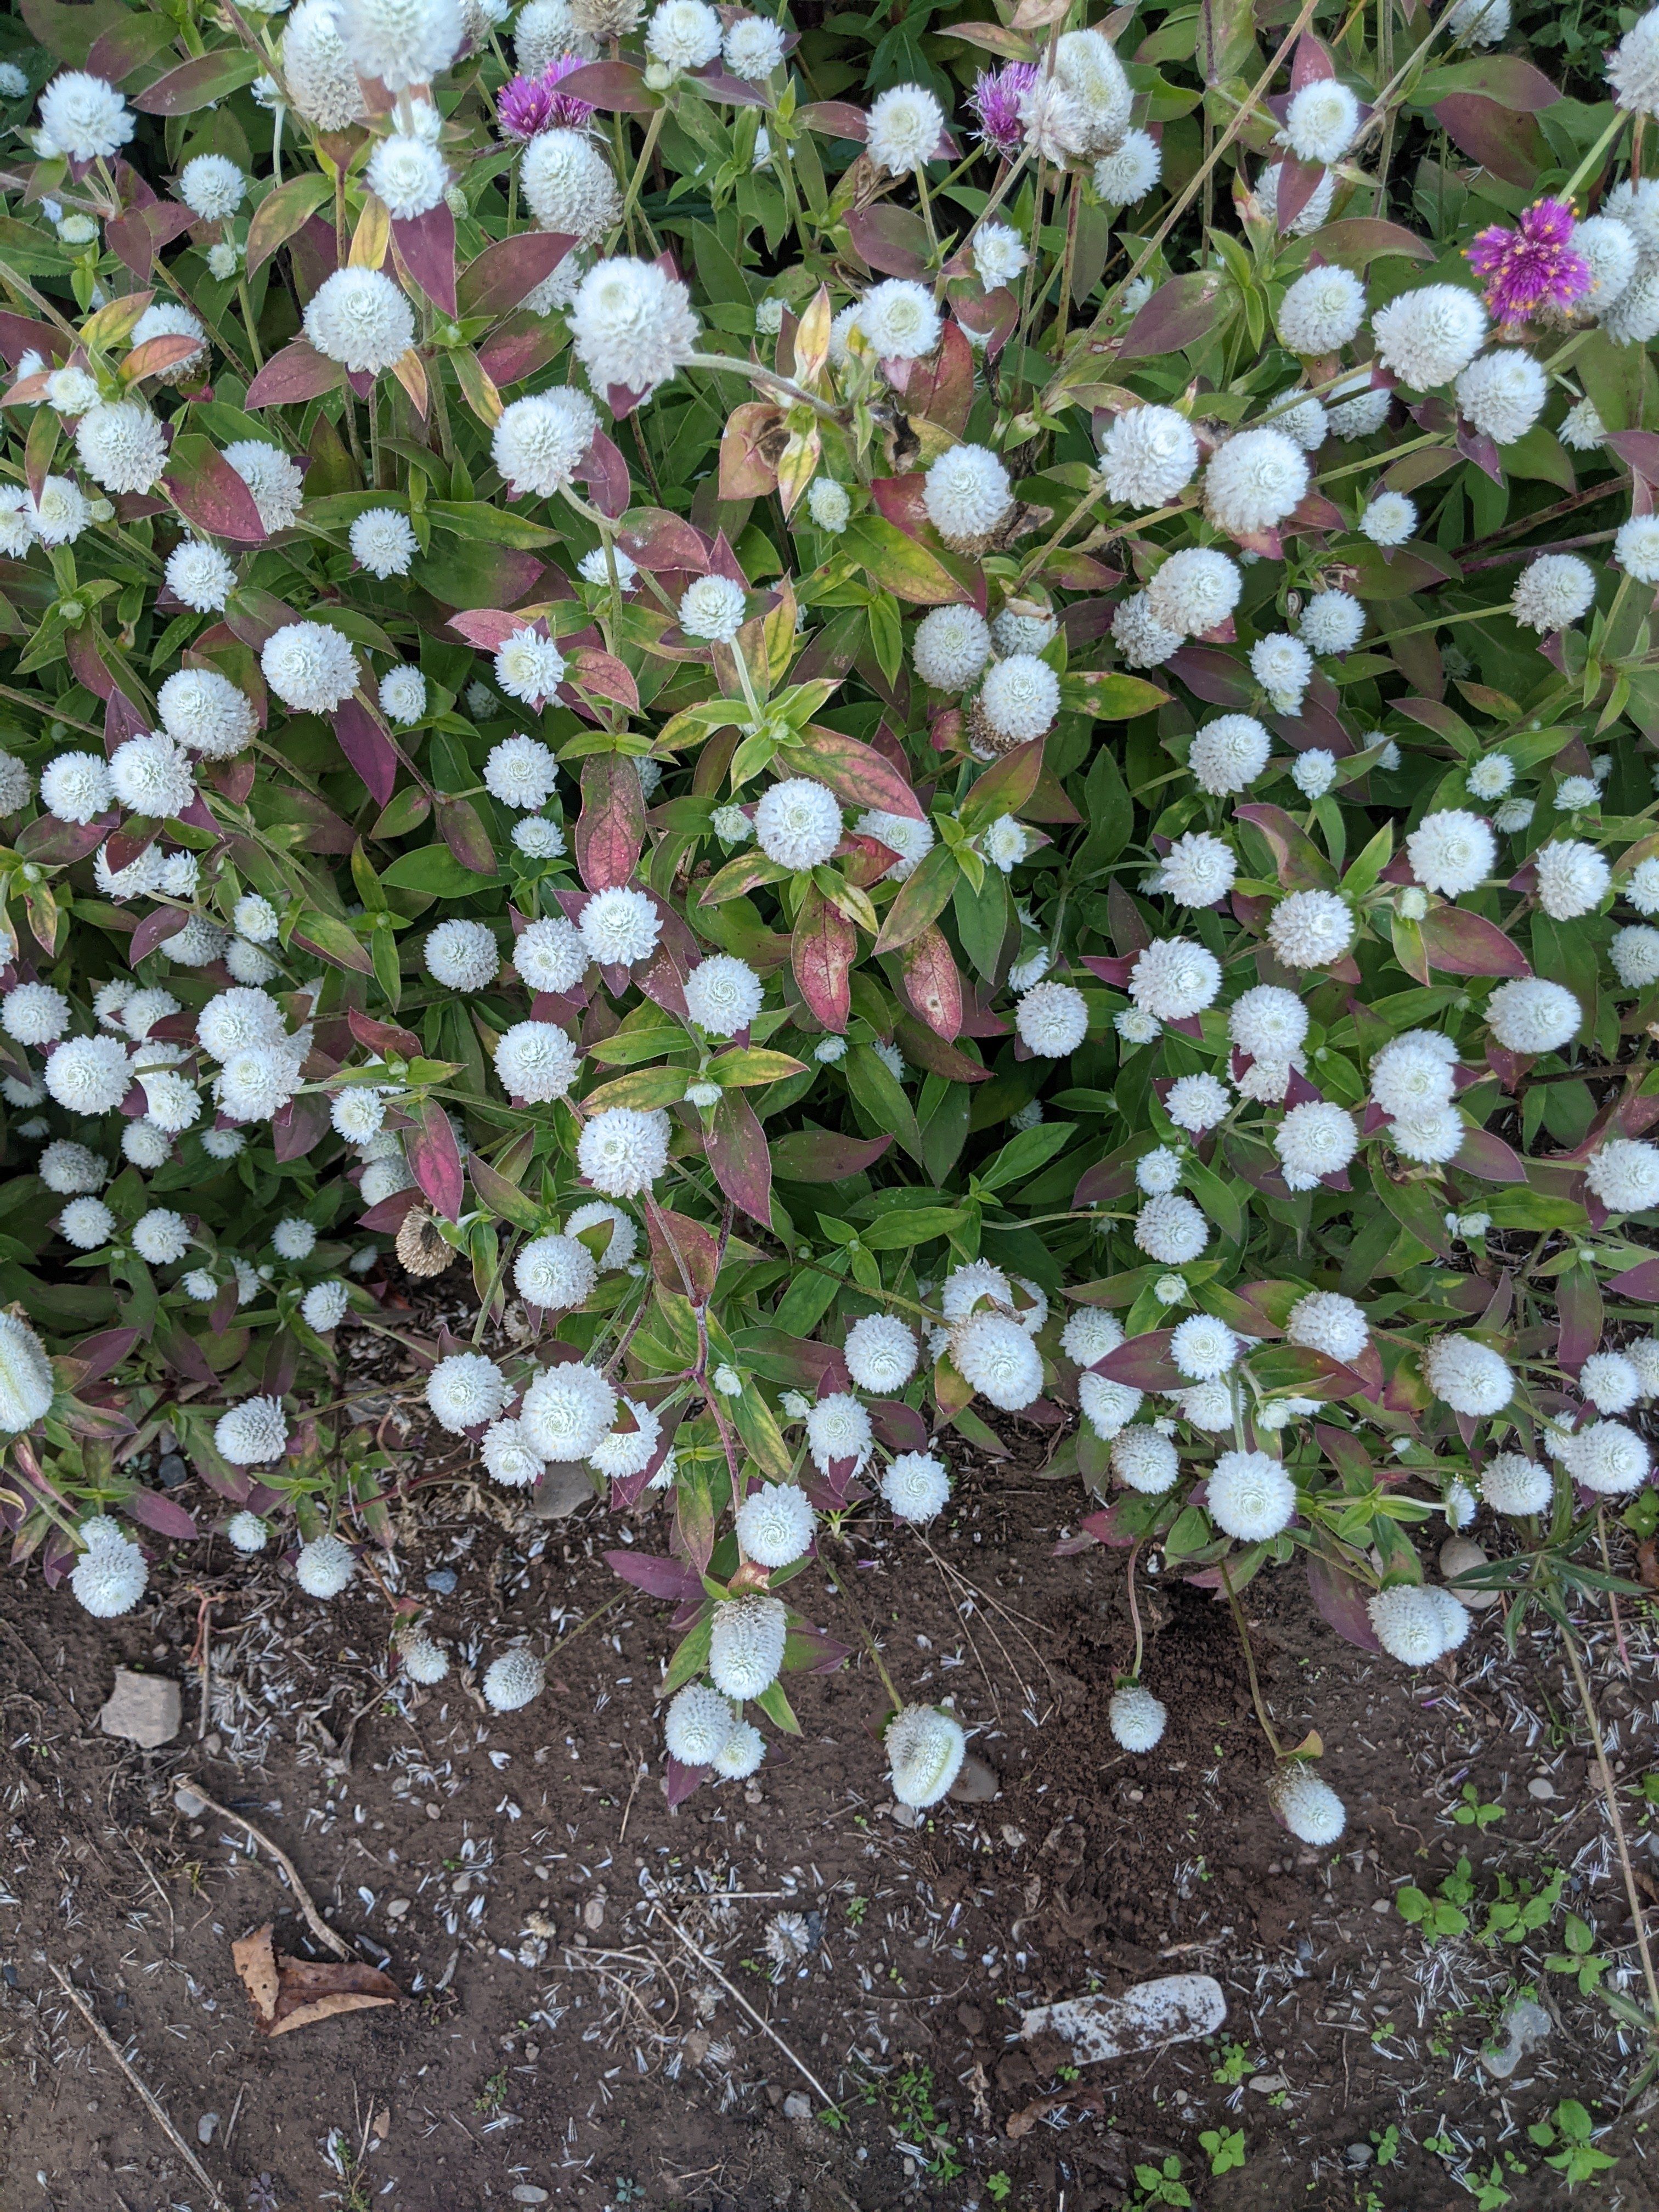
[3,1412,1659,2212]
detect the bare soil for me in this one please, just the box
[1,1424,1657,2212]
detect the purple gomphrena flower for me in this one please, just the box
[1466,198,1592,327]
[969,63,1036,158]
[498,56,593,142]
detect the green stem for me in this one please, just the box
[1564,106,1630,205]
[684,351,844,426]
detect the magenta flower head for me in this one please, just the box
[1466,198,1591,326]
[970,63,1036,158]
[499,55,594,142]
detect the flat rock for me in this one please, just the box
[527,1462,597,1519]
[1020,1974,1226,2065]
[98,1669,180,1750]
[947,1754,999,1804]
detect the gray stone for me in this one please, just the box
[1345,2145,1373,2168]
[510,2190,549,2204]
[527,1462,596,1519]
[173,1779,208,1817]
[425,1567,459,1594]
[157,1453,188,1489]
[947,1754,999,1804]
[98,1669,180,1750]
[196,2113,218,2146]
[782,2091,812,2121]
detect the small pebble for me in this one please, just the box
[1527,1777,1556,1800]
[782,2090,812,2121]
[426,1567,459,1594]
[1346,2144,1373,2168]
[511,2190,549,2205]
[197,2113,218,2146]
[157,1453,188,1488]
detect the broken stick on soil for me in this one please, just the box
[177,1775,356,1962]
[47,1961,234,2212]
[649,1900,840,2112]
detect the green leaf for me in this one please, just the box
[381,843,503,896]
[977,1122,1074,1192]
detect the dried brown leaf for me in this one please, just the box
[233,1922,400,2037]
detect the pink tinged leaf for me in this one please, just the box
[106,200,196,278]
[769,1129,895,1181]
[1117,272,1224,359]
[1418,905,1531,978]
[847,204,929,280]
[131,49,261,114]
[556,59,663,111]
[1558,1264,1603,1373]
[1456,420,1503,484]
[246,339,346,409]
[436,795,497,876]
[69,1327,140,1385]
[125,1486,200,1542]
[1168,644,1257,708]
[272,1093,330,1161]
[1609,1259,1659,1302]
[359,1186,423,1234]
[1609,430,1659,485]
[566,645,639,711]
[707,1086,772,1226]
[898,924,963,1040]
[1432,94,1547,188]
[1274,155,1328,235]
[162,435,267,543]
[392,204,457,316]
[1097,1330,1184,1391]
[870,1400,930,1453]
[692,63,772,108]
[789,724,923,817]
[792,888,856,1030]
[1305,1550,1384,1652]
[458,230,576,320]
[129,907,188,962]
[447,606,526,650]
[618,506,709,571]
[603,1549,704,1603]
[334,693,400,808]
[574,754,645,891]
[409,1097,465,1222]
[1290,28,1337,87]
[797,99,869,142]
[1454,1126,1527,1182]
[16,814,111,866]
[867,473,930,538]
[665,1755,707,1808]
[576,428,632,519]
[478,316,564,388]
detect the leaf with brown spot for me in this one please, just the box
[234,1922,400,2036]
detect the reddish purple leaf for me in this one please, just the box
[1168,643,1258,707]
[130,906,188,962]
[577,429,633,520]
[359,1186,423,1233]
[1418,905,1531,978]
[459,230,577,320]
[769,1130,895,1181]
[1434,94,1547,188]
[786,724,922,817]
[566,645,639,711]
[246,339,346,409]
[16,813,112,865]
[707,1087,772,1226]
[1306,1549,1383,1652]
[556,59,662,110]
[125,1487,200,1542]
[335,693,400,808]
[1454,1126,1527,1182]
[349,1009,422,1059]
[393,204,457,316]
[272,1093,330,1161]
[68,1326,139,1384]
[1610,1259,1659,1302]
[847,204,928,279]
[1274,154,1327,234]
[792,888,856,1030]
[447,606,526,650]
[1097,1329,1183,1391]
[604,1549,703,1602]
[885,319,974,437]
[409,1098,465,1222]
[478,315,563,388]
[437,794,497,876]
[1608,430,1659,486]
[132,51,261,114]
[618,506,708,571]
[1558,1263,1604,1373]
[575,755,645,890]
[898,923,962,1040]
[692,64,771,108]
[1118,273,1224,359]
[665,1754,707,1807]
[163,434,267,543]
[797,100,868,142]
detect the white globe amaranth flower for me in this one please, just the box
[108,732,195,820]
[591,1397,663,1479]
[735,1480,815,1567]
[1455,349,1547,445]
[1390,1105,1464,1164]
[644,0,721,69]
[398,1629,449,1683]
[1146,546,1241,637]
[493,387,598,496]
[1111,591,1182,669]
[1290,749,1336,801]
[129,303,207,391]
[1207,1449,1295,1541]
[1328,370,1392,437]
[158,668,258,759]
[1014,980,1087,1057]
[349,506,417,580]
[165,540,237,614]
[806,1391,873,1474]
[940,1259,1012,1322]
[1610,5,1659,114]
[483,1646,546,1712]
[1422,1333,1513,1417]
[1134,1192,1209,1264]
[41,1140,107,1197]
[844,1314,919,1395]
[1274,1101,1358,1191]
[1108,1679,1170,1752]
[272,1216,317,1261]
[805,476,850,533]
[1094,128,1161,204]
[514,1233,597,1313]
[664,1682,734,1767]
[520,1359,617,1461]
[74,400,167,495]
[708,1594,787,1702]
[571,255,698,398]
[514,816,565,861]
[1277,265,1365,355]
[979,653,1059,744]
[1486,977,1581,1054]
[1298,590,1365,659]
[1280,76,1359,164]
[304,267,415,374]
[1165,1073,1230,1133]
[426,1351,510,1435]
[578,1105,671,1196]
[335,0,462,89]
[482,1416,546,1487]
[951,1312,1043,1410]
[679,573,747,643]
[1,982,67,1047]
[515,915,588,994]
[71,1528,148,1618]
[29,474,89,547]
[1170,1313,1237,1381]
[867,82,943,176]
[1154,830,1235,910]
[302,1280,349,1333]
[1613,926,1659,987]
[365,132,447,221]
[494,1019,581,1103]
[1269,391,1328,452]
[1359,489,1417,548]
[1534,838,1610,919]
[1467,754,1514,803]
[1228,985,1309,1063]
[262,620,359,712]
[1630,857,1659,916]
[0,1310,54,1435]
[578,885,661,969]
[1372,285,1487,389]
[38,70,132,161]
[483,733,558,811]
[225,439,305,533]
[1079,1369,1143,1440]
[1128,936,1221,1022]
[755,776,841,870]
[1573,217,1637,313]
[578,543,639,594]
[856,808,935,885]
[130,1207,189,1266]
[1203,427,1308,535]
[682,953,763,1038]
[1585,1137,1659,1212]
[1270,1764,1346,1845]
[1133,1147,1183,1196]
[1250,633,1313,710]
[724,13,785,78]
[494,625,567,703]
[1406,809,1496,899]
[973,219,1027,291]
[224,1509,270,1557]
[1512,553,1595,634]
[1481,1452,1551,1515]
[1059,1307,1123,1369]
[1285,1289,1368,1365]
[1616,513,1659,585]
[923,444,1012,548]
[424,917,500,991]
[1371,1032,1457,1116]
[882,1449,950,1523]
[180,153,245,222]
[1582,1350,1641,1415]
[565,1199,636,1270]
[44,1034,131,1115]
[215,1394,289,1465]
[885,1702,966,1808]
[857,278,941,363]
[913,603,991,690]
[1189,713,1271,797]
[1268,888,1355,969]
[1560,396,1609,455]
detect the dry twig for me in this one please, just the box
[178,1776,357,1961]
[649,1901,840,2111]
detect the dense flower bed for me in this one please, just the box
[2,0,1659,1833]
